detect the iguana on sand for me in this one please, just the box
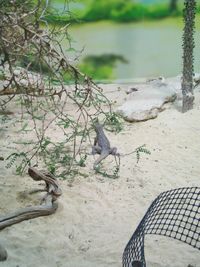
[92,123,119,169]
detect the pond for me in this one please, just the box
[66,17,200,82]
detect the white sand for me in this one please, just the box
[0,84,200,267]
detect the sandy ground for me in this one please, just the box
[0,82,200,267]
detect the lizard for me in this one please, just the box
[91,123,149,169]
[92,122,119,169]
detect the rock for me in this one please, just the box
[126,87,138,94]
[117,79,177,122]
[0,244,7,261]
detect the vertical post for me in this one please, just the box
[181,0,196,113]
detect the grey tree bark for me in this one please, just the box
[181,0,196,113]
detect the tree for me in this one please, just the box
[181,0,196,113]
[169,0,178,12]
[0,0,114,176]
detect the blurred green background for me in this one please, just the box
[46,0,200,82]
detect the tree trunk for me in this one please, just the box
[181,0,196,113]
[169,0,178,12]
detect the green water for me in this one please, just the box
[66,17,200,81]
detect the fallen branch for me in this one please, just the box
[0,167,62,231]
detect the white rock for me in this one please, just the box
[117,79,177,122]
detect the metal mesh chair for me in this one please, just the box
[122,187,200,267]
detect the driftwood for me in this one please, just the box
[0,167,62,231]
[0,167,62,261]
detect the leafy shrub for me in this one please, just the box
[111,3,147,22]
[82,0,132,21]
[47,0,187,24]
[78,54,128,80]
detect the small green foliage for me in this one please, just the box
[17,122,33,133]
[76,154,87,167]
[93,92,109,105]
[0,114,12,124]
[135,145,151,163]
[6,153,19,169]
[94,164,120,179]
[41,137,51,151]
[48,164,56,175]
[16,159,29,175]
[104,112,123,133]
[6,152,30,174]
[35,137,89,179]
[40,138,72,167]
[56,117,74,129]
[113,165,120,177]
[13,140,36,145]
[57,168,89,181]
[0,69,6,80]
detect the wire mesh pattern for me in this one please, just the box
[122,187,200,267]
